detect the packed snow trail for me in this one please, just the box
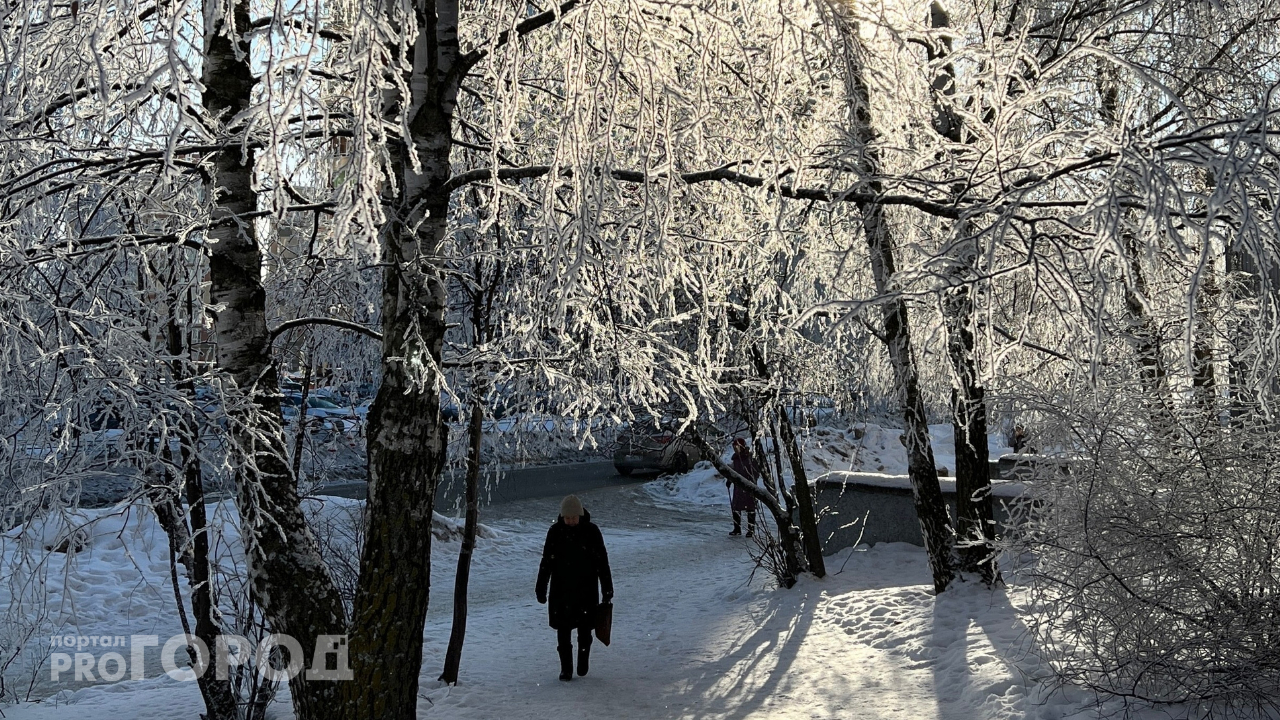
[414,485,1037,720]
[5,480,1171,720]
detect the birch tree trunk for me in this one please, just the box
[344,0,456,713]
[201,1,348,716]
[830,7,957,592]
[864,210,957,594]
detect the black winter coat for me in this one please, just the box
[536,511,613,630]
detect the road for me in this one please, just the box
[316,460,658,511]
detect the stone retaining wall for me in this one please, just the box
[813,465,1039,551]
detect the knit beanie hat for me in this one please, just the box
[560,494,584,518]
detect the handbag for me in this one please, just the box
[595,601,613,646]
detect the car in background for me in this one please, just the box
[282,394,362,433]
[613,429,703,476]
[345,396,460,423]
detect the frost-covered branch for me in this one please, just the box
[441,164,966,218]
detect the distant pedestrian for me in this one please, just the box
[1011,424,1032,453]
[536,495,614,681]
[728,438,759,537]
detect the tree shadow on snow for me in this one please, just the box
[927,581,1039,720]
[652,589,830,720]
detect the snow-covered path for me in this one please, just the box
[5,482,1153,720]
[415,485,1035,720]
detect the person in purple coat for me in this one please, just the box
[728,438,759,537]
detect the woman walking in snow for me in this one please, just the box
[536,494,614,681]
[728,438,759,537]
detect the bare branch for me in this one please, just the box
[441,164,965,218]
[268,317,384,344]
[457,0,584,77]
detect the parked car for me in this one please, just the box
[613,429,703,475]
[283,395,361,433]
[343,396,459,422]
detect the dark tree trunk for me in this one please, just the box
[836,21,956,590]
[938,235,998,584]
[753,433,781,501]
[201,0,348,716]
[168,314,239,720]
[768,420,795,513]
[738,391,780,500]
[439,241,501,685]
[1123,240,1170,400]
[928,0,998,585]
[945,345,999,583]
[1192,173,1219,419]
[1193,273,1218,416]
[1097,51,1171,411]
[776,412,825,577]
[1226,245,1258,418]
[292,358,313,483]
[344,0,458,714]
[743,348,787,507]
[440,390,484,684]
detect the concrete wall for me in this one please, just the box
[813,472,1029,552]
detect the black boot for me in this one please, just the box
[558,643,574,681]
[577,638,592,677]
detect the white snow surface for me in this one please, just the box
[2,479,1179,720]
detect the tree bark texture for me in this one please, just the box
[440,246,499,685]
[1192,173,1219,418]
[168,314,239,720]
[201,1,348,716]
[768,420,796,513]
[743,348,791,509]
[1225,245,1258,417]
[440,391,484,684]
[866,228,957,594]
[776,411,826,577]
[943,296,999,584]
[837,12,957,592]
[1097,54,1172,412]
[344,0,457,714]
[925,0,998,585]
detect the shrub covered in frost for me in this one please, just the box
[1011,400,1280,717]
